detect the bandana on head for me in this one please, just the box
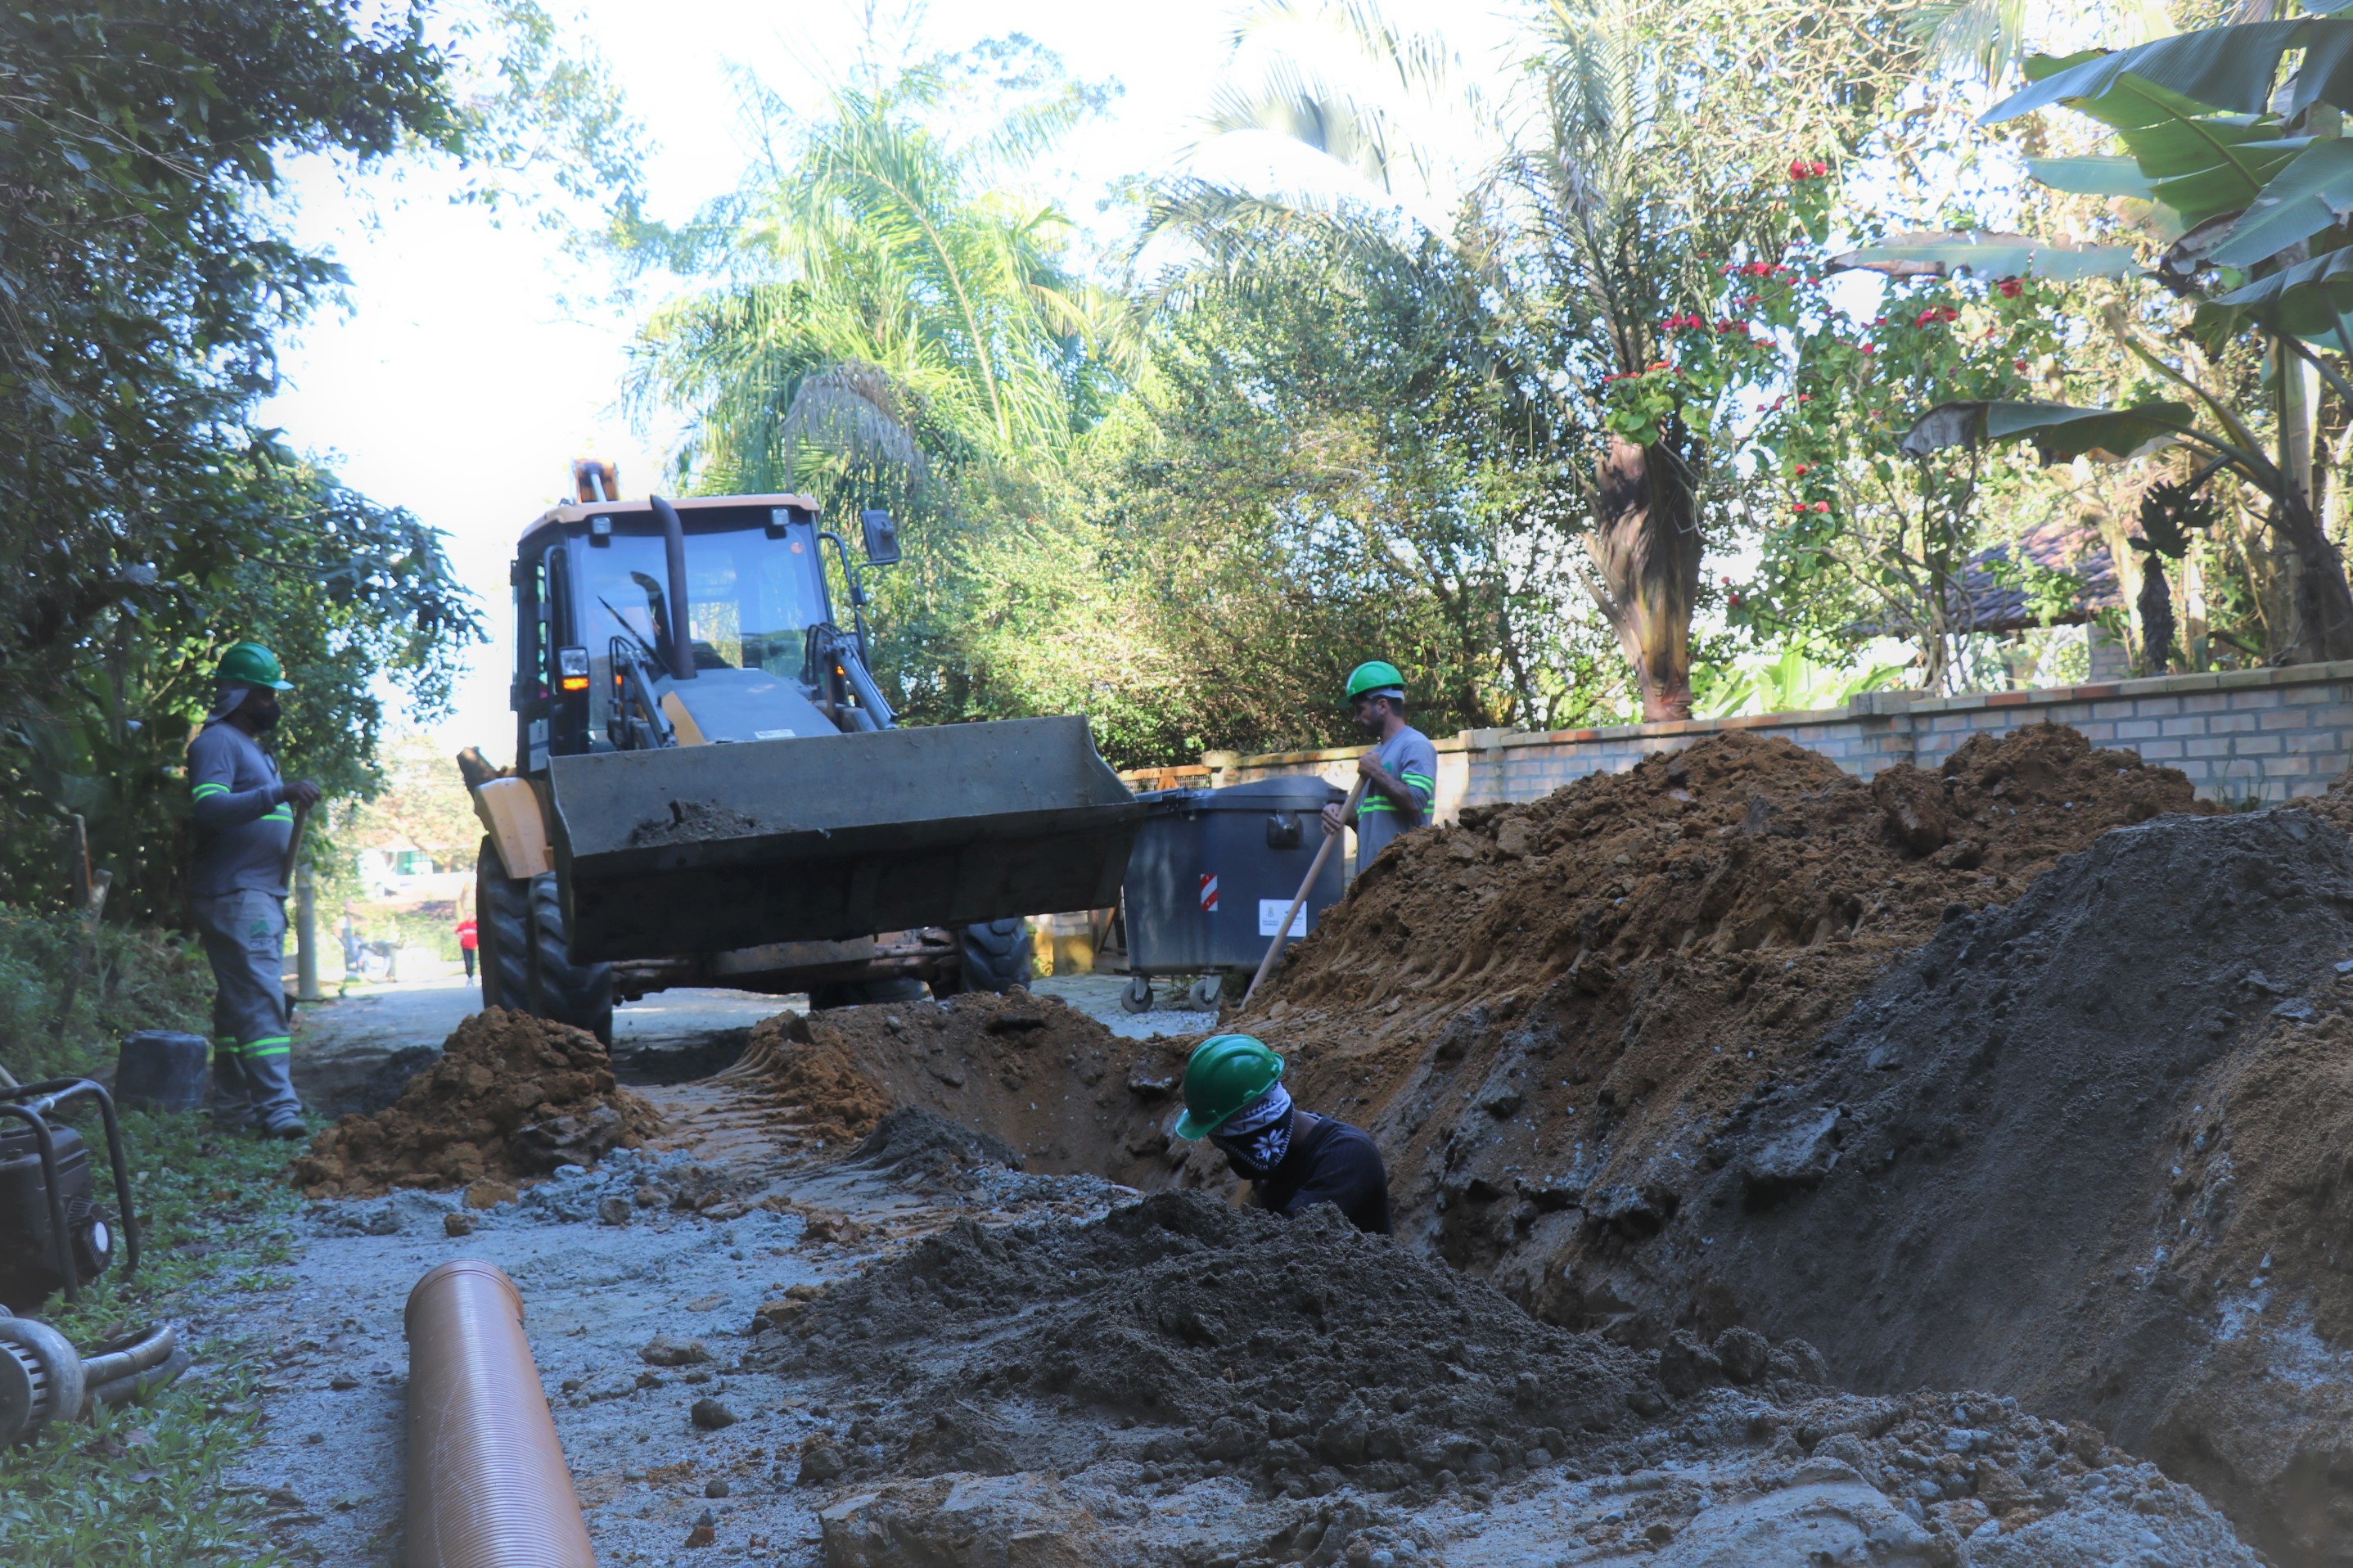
[1210,1081,1295,1177]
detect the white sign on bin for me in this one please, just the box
[1258,899,1308,938]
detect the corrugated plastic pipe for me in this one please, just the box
[405,1259,596,1567]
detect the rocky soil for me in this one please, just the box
[291,1008,662,1196]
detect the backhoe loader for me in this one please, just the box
[460,466,1141,1041]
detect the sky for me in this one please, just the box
[258,0,1521,764]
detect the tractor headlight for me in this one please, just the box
[557,646,590,693]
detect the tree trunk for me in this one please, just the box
[2274,344,2353,661]
[1584,432,1702,721]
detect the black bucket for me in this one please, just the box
[114,1031,210,1114]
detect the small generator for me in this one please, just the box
[0,1079,140,1313]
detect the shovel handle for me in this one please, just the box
[282,801,311,889]
[1242,776,1366,1009]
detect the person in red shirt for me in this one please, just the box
[456,915,479,983]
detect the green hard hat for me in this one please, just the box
[1344,660,1405,704]
[1174,1034,1285,1139]
[215,642,293,691]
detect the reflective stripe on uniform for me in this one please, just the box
[241,1036,292,1057]
[262,806,295,822]
[192,782,229,799]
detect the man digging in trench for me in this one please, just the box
[1175,1034,1391,1234]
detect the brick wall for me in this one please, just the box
[1186,660,2353,818]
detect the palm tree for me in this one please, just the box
[624,62,1122,517]
[1162,0,1918,719]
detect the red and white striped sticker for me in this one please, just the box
[1199,873,1219,912]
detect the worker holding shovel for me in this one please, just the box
[1173,1034,1391,1234]
[187,642,318,1139]
[1320,660,1437,876]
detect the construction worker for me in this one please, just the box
[1320,660,1438,875]
[456,914,478,983]
[187,642,318,1138]
[1173,1034,1391,1234]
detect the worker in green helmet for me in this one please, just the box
[1174,1034,1391,1234]
[187,642,318,1139]
[1320,660,1438,876]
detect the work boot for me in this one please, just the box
[207,1043,255,1133]
[239,1036,305,1138]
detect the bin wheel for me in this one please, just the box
[1188,975,1224,1009]
[1120,975,1154,1014]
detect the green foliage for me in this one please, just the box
[0,906,214,1085]
[1086,246,1636,752]
[0,2,509,920]
[1693,647,1904,720]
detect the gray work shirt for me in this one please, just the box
[1353,725,1437,872]
[187,719,295,899]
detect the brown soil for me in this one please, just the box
[1233,723,2205,1286]
[724,991,1199,1182]
[290,1007,662,1197]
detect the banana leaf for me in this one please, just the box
[1986,17,2353,128]
[2203,246,2353,345]
[1900,400,2198,464]
[1828,232,2137,282]
[2023,155,2156,200]
[2209,139,2353,268]
[1999,54,2305,230]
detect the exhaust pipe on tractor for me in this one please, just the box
[405,1260,595,1568]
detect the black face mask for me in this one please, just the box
[247,698,282,732]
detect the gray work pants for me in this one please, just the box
[192,890,301,1131]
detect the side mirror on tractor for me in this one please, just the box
[860,509,901,566]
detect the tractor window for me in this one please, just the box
[575,520,832,741]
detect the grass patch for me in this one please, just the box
[0,1107,307,1566]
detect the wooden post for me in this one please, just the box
[295,863,322,1003]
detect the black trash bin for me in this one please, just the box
[1120,776,1346,1012]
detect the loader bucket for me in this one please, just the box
[544,715,1145,964]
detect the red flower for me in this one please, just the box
[2013,358,2028,372]
[1812,501,1831,514]
[1789,160,1811,180]
[1793,463,1810,475]
[1792,502,1811,516]
[1809,160,1827,178]
[1996,277,2023,299]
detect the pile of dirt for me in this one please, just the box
[842,1106,1025,1192]
[724,991,1189,1177]
[775,1191,1743,1493]
[774,1192,2263,1565]
[1648,807,2353,1566]
[629,797,762,847]
[1228,724,2208,1284]
[291,1007,661,1197]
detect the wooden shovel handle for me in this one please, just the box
[1242,776,1366,1009]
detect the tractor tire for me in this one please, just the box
[526,872,614,1044]
[475,839,532,1012]
[808,977,931,1011]
[932,918,1033,998]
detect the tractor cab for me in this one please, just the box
[508,493,899,775]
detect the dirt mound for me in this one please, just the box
[1226,724,2207,1281]
[1621,808,2353,1566]
[291,1007,661,1197]
[778,1191,1731,1491]
[774,1192,2262,1564]
[726,991,1189,1177]
[844,1106,1025,1191]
